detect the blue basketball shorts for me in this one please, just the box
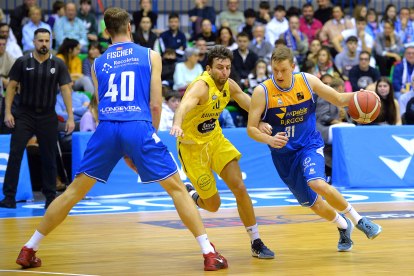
[76,121,177,183]
[271,145,326,207]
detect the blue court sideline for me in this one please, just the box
[0,188,413,219]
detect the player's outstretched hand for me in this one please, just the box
[360,89,381,107]
[267,132,289,149]
[66,118,75,135]
[123,155,138,174]
[258,122,272,135]
[170,125,184,138]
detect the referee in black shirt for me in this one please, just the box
[0,28,74,209]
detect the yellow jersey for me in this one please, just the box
[180,71,230,144]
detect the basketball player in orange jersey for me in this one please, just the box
[247,46,382,252]
[170,45,274,259]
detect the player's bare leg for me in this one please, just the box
[194,191,221,212]
[308,179,348,211]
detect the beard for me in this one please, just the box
[36,46,49,55]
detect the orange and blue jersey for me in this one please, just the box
[260,73,324,154]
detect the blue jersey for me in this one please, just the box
[260,73,324,154]
[94,42,152,122]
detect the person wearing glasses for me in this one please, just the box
[349,51,380,92]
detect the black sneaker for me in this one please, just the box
[0,198,17,209]
[251,238,274,259]
[185,182,195,194]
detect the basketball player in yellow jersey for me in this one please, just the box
[170,46,274,259]
[247,46,382,252]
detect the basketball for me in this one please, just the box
[347,91,380,124]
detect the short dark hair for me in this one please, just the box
[355,16,367,23]
[274,5,285,12]
[320,74,333,82]
[359,51,371,58]
[0,35,7,42]
[206,45,233,68]
[34,28,51,38]
[88,40,105,55]
[0,23,9,29]
[164,47,176,56]
[80,0,91,5]
[169,13,179,20]
[275,38,286,46]
[244,8,256,18]
[302,3,313,10]
[346,36,358,43]
[259,1,270,10]
[400,7,410,14]
[165,90,181,101]
[237,32,250,40]
[52,1,65,13]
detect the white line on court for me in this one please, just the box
[0,270,100,276]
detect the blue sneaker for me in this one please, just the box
[356,217,382,239]
[337,216,354,252]
[251,238,274,259]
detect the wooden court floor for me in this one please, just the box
[1,201,414,276]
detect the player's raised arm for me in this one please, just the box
[247,85,288,148]
[170,80,209,138]
[149,50,163,131]
[228,78,250,112]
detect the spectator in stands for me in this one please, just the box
[233,32,258,89]
[133,0,158,31]
[265,5,288,46]
[314,48,336,79]
[247,60,270,96]
[195,38,208,70]
[301,59,317,76]
[189,0,216,36]
[56,38,94,94]
[405,97,414,124]
[159,90,181,131]
[350,5,367,27]
[280,15,308,64]
[332,17,373,55]
[374,21,402,77]
[191,19,216,51]
[314,0,332,25]
[47,1,65,31]
[349,51,381,92]
[10,0,41,48]
[316,78,351,144]
[299,3,323,45]
[215,27,238,51]
[56,89,90,123]
[0,24,23,59]
[366,8,382,40]
[173,47,203,94]
[370,77,402,125]
[335,36,359,82]
[265,39,300,73]
[392,46,414,99]
[0,36,15,92]
[286,7,301,19]
[380,4,398,28]
[54,3,88,51]
[0,9,18,45]
[395,7,414,45]
[161,48,177,88]
[76,0,98,43]
[248,24,273,60]
[307,39,322,65]
[219,0,245,34]
[159,13,186,57]
[80,93,98,132]
[320,73,333,86]
[257,1,271,25]
[219,108,236,128]
[398,75,414,116]
[319,6,354,57]
[82,41,103,79]
[22,6,52,54]
[133,16,157,49]
[238,9,258,41]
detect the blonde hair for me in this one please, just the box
[104,7,131,37]
[271,46,294,64]
[29,6,42,16]
[330,78,344,89]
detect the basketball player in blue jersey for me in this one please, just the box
[16,8,228,271]
[247,46,382,252]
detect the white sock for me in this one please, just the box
[331,212,348,229]
[341,204,362,225]
[246,224,260,243]
[25,230,45,251]
[196,234,214,254]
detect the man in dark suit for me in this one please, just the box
[232,32,258,90]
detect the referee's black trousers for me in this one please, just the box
[3,107,58,201]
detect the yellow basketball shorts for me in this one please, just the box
[177,133,242,199]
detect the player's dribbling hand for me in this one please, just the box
[258,122,272,135]
[123,156,138,174]
[361,89,381,108]
[267,132,289,149]
[170,125,184,138]
[4,113,15,128]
